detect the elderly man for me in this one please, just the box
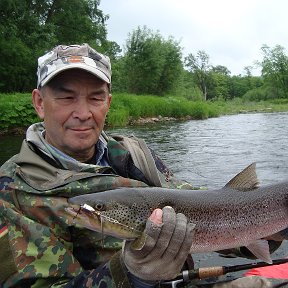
[0,43,197,287]
[0,44,281,288]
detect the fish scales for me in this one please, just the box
[68,183,288,252]
[66,164,288,261]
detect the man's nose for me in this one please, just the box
[72,100,92,120]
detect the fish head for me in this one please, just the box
[66,190,152,240]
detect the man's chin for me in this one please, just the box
[67,138,95,151]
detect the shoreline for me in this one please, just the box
[0,109,286,136]
[0,116,179,136]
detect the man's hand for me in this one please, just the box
[122,206,195,281]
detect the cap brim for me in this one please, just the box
[40,63,110,88]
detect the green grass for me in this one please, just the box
[107,93,220,127]
[1,92,288,133]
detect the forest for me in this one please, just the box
[1,0,288,102]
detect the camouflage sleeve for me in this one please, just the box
[0,176,131,288]
[62,258,122,288]
[64,252,157,288]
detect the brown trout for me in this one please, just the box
[66,163,288,263]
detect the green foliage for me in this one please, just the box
[110,57,127,92]
[174,70,203,101]
[107,108,130,127]
[0,0,56,92]
[0,93,40,131]
[122,26,183,95]
[243,85,286,101]
[108,93,219,123]
[185,50,211,100]
[227,75,263,99]
[259,45,288,97]
[43,0,108,45]
[1,0,288,104]
[0,0,108,93]
[182,86,204,101]
[1,93,220,131]
[207,71,230,100]
[3,93,288,133]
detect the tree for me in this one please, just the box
[205,65,230,100]
[212,65,231,76]
[0,0,108,92]
[41,0,108,45]
[100,40,122,61]
[185,51,211,100]
[123,26,183,95]
[0,0,57,92]
[208,71,229,100]
[259,44,288,98]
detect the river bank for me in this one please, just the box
[0,109,281,136]
[1,92,288,135]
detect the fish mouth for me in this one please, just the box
[64,206,141,240]
[65,206,102,230]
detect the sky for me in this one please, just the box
[99,0,288,76]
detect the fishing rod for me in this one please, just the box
[177,258,288,281]
[161,258,288,288]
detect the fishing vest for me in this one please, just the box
[0,133,193,287]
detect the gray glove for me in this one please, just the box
[122,206,195,281]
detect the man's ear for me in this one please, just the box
[107,94,112,108]
[32,89,45,119]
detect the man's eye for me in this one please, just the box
[58,96,74,100]
[91,96,103,101]
[90,97,105,104]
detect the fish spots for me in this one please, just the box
[97,201,149,237]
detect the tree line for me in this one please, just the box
[1,0,288,101]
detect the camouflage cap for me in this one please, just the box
[37,43,111,88]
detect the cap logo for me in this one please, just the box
[66,56,85,63]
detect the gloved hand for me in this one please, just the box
[122,206,195,281]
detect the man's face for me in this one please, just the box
[32,69,112,162]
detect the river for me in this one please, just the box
[1,112,288,281]
[109,112,288,188]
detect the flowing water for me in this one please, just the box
[108,112,288,188]
[1,112,288,280]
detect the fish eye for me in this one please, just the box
[94,202,106,211]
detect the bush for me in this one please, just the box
[106,108,130,127]
[0,93,39,132]
[243,86,286,101]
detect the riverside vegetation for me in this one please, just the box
[1,92,288,135]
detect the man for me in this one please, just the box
[0,44,281,288]
[0,43,196,287]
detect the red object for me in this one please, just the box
[0,225,8,237]
[244,263,288,279]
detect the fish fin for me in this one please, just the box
[224,163,260,191]
[246,239,272,264]
[265,228,288,241]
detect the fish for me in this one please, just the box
[66,163,288,263]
